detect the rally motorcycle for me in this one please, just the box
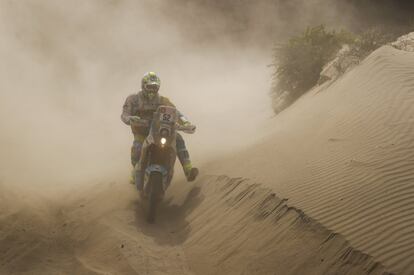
[133,105,195,223]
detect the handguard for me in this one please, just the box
[177,124,196,134]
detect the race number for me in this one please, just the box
[159,106,176,123]
[161,113,173,122]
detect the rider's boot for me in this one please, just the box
[176,133,198,181]
[183,162,199,182]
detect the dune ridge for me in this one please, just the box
[180,175,392,275]
[0,176,393,274]
[206,45,414,274]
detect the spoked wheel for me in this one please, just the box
[147,172,163,223]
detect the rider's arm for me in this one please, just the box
[121,95,134,125]
[161,96,192,126]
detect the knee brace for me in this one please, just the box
[131,140,143,166]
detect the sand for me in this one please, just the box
[0,177,390,275]
[207,45,414,275]
[1,45,413,274]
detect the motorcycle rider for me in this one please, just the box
[121,72,199,185]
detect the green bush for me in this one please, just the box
[272,25,353,103]
[347,29,394,60]
[271,25,396,114]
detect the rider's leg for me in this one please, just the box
[130,135,145,187]
[176,133,199,181]
[131,141,142,167]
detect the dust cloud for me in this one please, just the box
[0,0,273,192]
[0,0,412,191]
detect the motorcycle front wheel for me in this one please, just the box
[147,172,163,223]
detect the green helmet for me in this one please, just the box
[141,72,160,98]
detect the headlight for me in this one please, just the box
[160,137,167,145]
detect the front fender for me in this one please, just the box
[144,165,169,188]
[145,164,168,177]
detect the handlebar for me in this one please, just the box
[130,116,195,134]
[177,124,196,134]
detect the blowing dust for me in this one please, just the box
[0,0,273,193]
[0,0,411,191]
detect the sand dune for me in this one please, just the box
[1,44,414,274]
[0,177,390,275]
[1,0,413,273]
[207,45,414,275]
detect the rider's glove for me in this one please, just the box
[183,122,196,133]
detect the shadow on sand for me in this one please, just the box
[132,184,204,246]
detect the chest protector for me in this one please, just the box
[136,92,162,119]
[131,91,170,136]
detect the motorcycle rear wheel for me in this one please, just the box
[147,172,163,223]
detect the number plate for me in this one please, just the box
[159,106,176,123]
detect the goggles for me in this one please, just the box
[144,83,160,93]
